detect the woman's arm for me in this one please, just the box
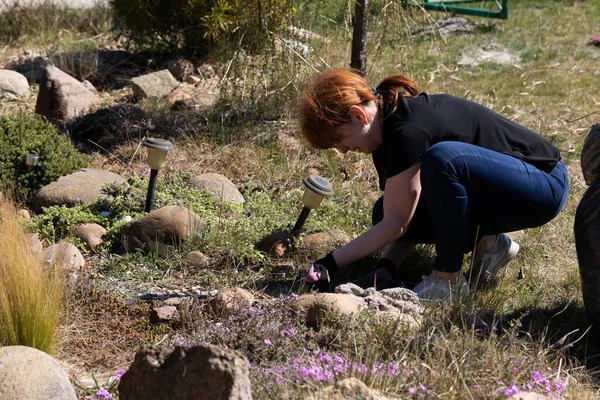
[331,162,422,267]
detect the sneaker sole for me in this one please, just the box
[468,240,520,286]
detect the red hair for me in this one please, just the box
[299,69,419,149]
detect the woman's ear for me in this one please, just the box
[348,105,368,126]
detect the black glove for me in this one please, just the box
[376,258,396,277]
[300,253,339,292]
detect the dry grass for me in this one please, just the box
[0,195,65,354]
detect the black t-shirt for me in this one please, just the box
[372,93,562,190]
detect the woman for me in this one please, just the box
[299,69,569,303]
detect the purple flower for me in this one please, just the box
[408,387,417,394]
[264,338,272,345]
[504,383,520,397]
[319,354,332,364]
[555,380,564,394]
[94,388,114,400]
[513,367,520,373]
[419,383,427,391]
[280,327,295,337]
[111,370,125,381]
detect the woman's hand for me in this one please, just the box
[300,253,339,292]
[300,263,331,292]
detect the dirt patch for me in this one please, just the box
[59,276,174,377]
[458,42,520,67]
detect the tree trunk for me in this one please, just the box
[350,0,368,76]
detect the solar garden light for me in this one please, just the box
[143,138,174,213]
[25,154,39,172]
[291,175,334,236]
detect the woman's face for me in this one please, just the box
[332,103,381,154]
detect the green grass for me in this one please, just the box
[0,0,111,46]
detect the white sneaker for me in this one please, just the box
[413,273,470,304]
[465,234,519,286]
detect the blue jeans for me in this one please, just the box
[372,142,569,272]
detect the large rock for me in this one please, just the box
[33,168,126,212]
[300,230,351,253]
[35,65,100,121]
[0,346,77,400]
[131,70,179,99]
[190,173,244,205]
[124,205,207,255]
[43,241,85,271]
[118,344,252,400]
[292,293,363,327]
[335,283,423,330]
[0,69,29,97]
[304,378,387,400]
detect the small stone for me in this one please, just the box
[16,209,30,220]
[185,75,201,85]
[184,250,210,268]
[209,288,254,314]
[150,306,179,323]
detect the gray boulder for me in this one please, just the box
[33,168,126,212]
[118,344,252,400]
[124,205,207,256]
[0,346,77,400]
[190,173,244,205]
[35,65,100,121]
[131,70,179,99]
[0,69,29,97]
[335,283,423,330]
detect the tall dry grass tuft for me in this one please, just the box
[0,196,65,354]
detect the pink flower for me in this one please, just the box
[264,338,272,345]
[94,388,114,400]
[408,387,417,394]
[111,370,125,381]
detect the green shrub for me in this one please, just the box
[110,0,294,54]
[0,113,89,200]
